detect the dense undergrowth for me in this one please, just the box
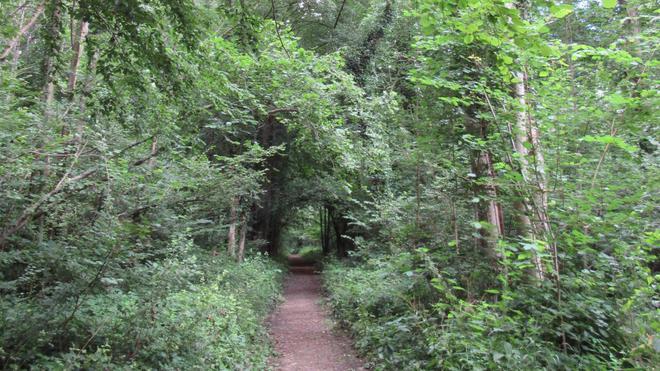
[1,0,657,369]
[324,246,658,370]
[1,245,283,369]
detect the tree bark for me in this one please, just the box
[465,107,503,262]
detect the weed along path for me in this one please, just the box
[268,255,364,371]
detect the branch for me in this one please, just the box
[60,244,119,333]
[333,0,347,29]
[0,3,45,61]
[0,138,156,248]
[117,197,203,219]
[8,1,30,18]
[0,143,93,248]
[131,147,160,167]
[590,117,617,189]
[271,0,291,58]
[267,107,298,116]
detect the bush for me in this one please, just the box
[0,235,284,370]
[323,249,658,370]
[323,254,436,369]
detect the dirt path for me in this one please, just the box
[268,255,364,371]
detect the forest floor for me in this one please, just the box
[267,255,364,371]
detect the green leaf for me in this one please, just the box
[603,0,617,8]
[582,135,638,153]
[550,4,573,19]
[605,93,632,106]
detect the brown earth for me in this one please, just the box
[268,255,364,371]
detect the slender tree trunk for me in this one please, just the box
[330,207,351,258]
[450,197,459,253]
[237,213,248,262]
[66,21,89,98]
[320,206,329,255]
[326,207,333,253]
[507,63,561,356]
[42,0,63,123]
[76,50,98,140]
[148,136,158,168]
[59,20,89,137]
[35,0,63,243]
[9,6,27,72]
[450,135,460,253]
[511,70,546,280]
[416,154,421,229]
[227,195,239,257]
[321,205,332,255]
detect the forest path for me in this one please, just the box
[268,255,364,371]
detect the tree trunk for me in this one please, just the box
[35,0,63,243]
[66,21,89,98]
[620,0,641,37]
[449,196,459,253]
[329,206,353,258]
[480,150,505,252]
[227,195,239,257]
[60,20,89,137]
[237,213,248,262]
[253,111,287,256]
[320,206,329,255]
[511,70,546,280]
[148,136,158,168]
[9,6,27,73]
[76,50,99,140]
[465,107,503,262]
[42,0,63,121]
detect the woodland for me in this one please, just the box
[0,0,658,369]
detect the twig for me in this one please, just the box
[0,3,45,61]
[590,117,617,189]
[333,0,347,29]
[60,244,119,333]
[271,0,291,58]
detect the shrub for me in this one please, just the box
[0,235,284,369]
[323,249,658,370]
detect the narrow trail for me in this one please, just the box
[268,255,364,371]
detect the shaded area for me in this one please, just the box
[268,255,363,371]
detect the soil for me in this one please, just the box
[268,255,364,371]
